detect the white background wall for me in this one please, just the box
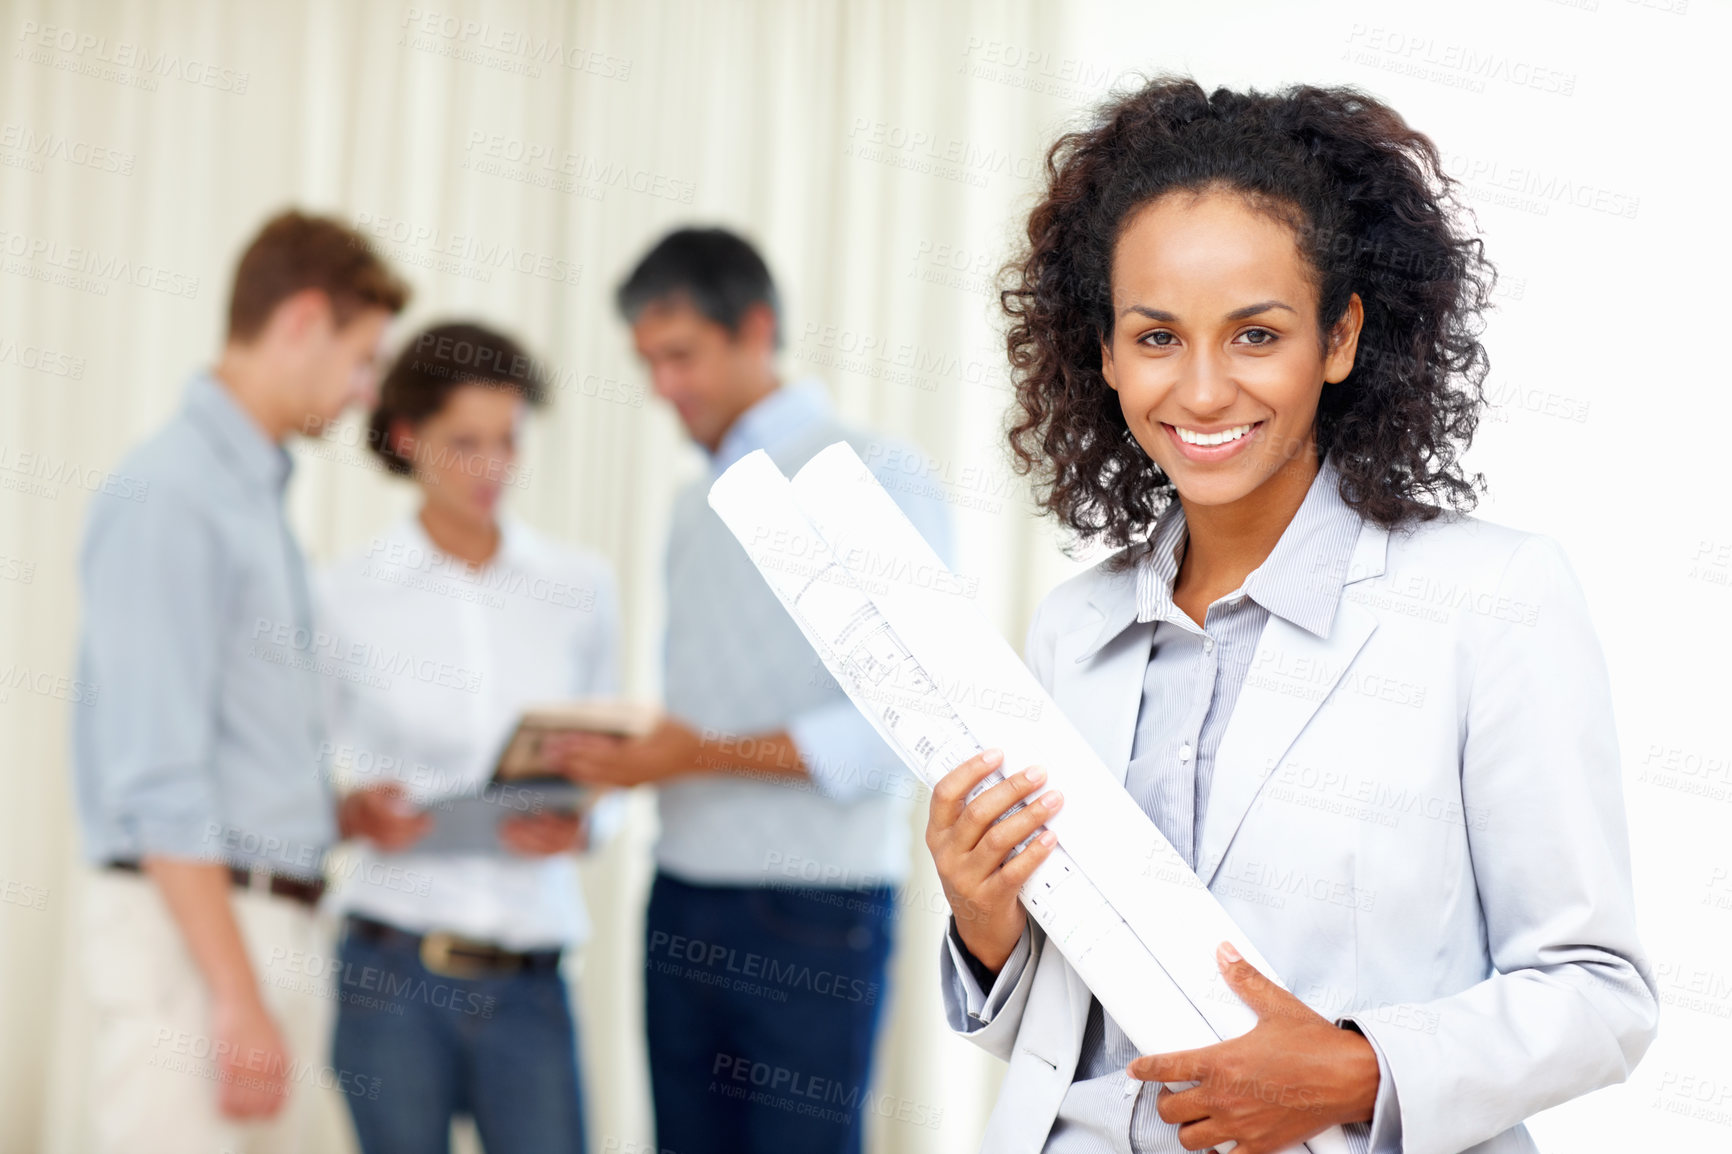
[0,1,1726,1151]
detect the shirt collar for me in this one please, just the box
[1083,455,1365,659]
[1239,455,1365,637]
[394,511,531,574]
[710,379,833,473]
[183,370,294,492]
[1135,455,1362,639]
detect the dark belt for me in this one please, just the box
[345,913,562,981]
[105,858,326,908]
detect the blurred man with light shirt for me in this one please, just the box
[564,227,952,1154]
[70,211,407,1153]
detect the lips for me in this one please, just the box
[1173,423,1254,447]
[1161,420,1264,462]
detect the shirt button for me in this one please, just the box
[1202,637,1215,654]
[1123,1075,1138,1098]
[1178,743,1193,763]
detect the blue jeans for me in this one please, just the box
[331,919,587,1154]
[644,872,897,1154]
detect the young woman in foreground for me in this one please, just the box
[927,78,1657,1154]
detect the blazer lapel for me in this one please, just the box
[1052,563,1153,787]
[1194,521,1389,887]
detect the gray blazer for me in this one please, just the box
[941,512,1658,1154]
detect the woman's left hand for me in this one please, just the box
[1128,942,1380,1154]
[498,812,587,856]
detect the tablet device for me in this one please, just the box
[412,700,659,855]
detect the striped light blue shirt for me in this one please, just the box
[72,371,334,878]
[954,456,1399,1153]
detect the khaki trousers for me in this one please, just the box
[79,867,333,1154]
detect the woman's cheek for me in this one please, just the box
[1124,387,1176,461]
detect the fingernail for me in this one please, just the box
[1026,766,1046,785]
[1042,790,1063,809]
[1217,941,1241,964]
[1038,831,1057,846]
[982,748,1004,765]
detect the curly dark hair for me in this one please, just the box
[1004,77,1494,556]
[368,321,545,476]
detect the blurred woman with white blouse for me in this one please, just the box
[318,321,621,1154]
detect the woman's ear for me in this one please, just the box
[388,417,417,465]
[1101,336,1119,392]
[1323,293,1365,385]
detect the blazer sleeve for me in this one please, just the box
[1343,534,1658,1154]
[941,919,1045,1060]
[934,590,1059,1057]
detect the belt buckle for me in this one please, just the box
[419,931,505,981]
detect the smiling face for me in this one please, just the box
[1101,187,1362,514]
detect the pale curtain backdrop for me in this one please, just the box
[2,1,1727,1152]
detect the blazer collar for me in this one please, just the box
[1075,551,1144,664]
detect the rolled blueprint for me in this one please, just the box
[709,442,1350,1154]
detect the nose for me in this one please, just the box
[648,363,680,402]
[1171,344,1236,417]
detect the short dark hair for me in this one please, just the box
[367,321,545,476]
[1004,76,1494,553]
[227,209,410,341]
[615,227,781,347]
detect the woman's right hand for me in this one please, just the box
[925,748,1064,977]
[337,782,432,852]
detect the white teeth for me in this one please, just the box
[1174,423,1254,447]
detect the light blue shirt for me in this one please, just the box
[72,371,334,878]
[656,380,953,887]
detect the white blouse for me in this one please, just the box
[315,514,621,950]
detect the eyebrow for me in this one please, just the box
[1119,300,1298,322]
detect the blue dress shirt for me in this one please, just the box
[656,380,953,888]
[72,371,334,878]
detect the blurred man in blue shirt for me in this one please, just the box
[71,211,408,1154]
[564,227,952,1154]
